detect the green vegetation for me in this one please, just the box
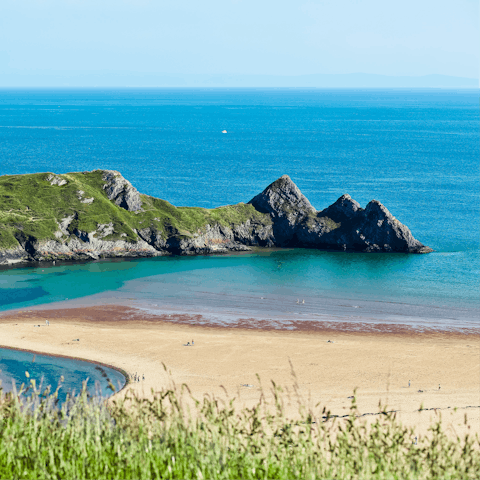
[1,376,478,479]
[0,171,272,251]
[304,213,340,232]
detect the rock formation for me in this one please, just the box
[0,170,432,266]
[102,170,143,212]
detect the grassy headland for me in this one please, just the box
[0,171,271,251]
[0,170,272,261]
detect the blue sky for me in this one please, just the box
[0,0,477,80]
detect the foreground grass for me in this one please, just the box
[0,378,478,480]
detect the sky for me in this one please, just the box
[0,0,478,84]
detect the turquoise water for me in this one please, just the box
[0,250,477,329]
[0,347,125,403]
[0,249,478,308]
[0,88,479,328]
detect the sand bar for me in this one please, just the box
[0,305,479,438]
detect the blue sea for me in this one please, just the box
[0,88,479,331]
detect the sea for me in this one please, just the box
[0,88,479,333]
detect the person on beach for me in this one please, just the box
[192,340,194,346]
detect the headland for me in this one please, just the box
[0,171,432,266]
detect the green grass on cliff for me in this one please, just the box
[1,379,478,480]
[147,197,271,237]
[0,171,272,250]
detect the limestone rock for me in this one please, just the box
[77,190,94,204]
[319,194,363,224]
[46,174,67,187]
[136,227,168,251]
[353,200,433,253]
[294,215,341,246]
[57,215,75,236]
[96,223,115,239]
[248,175,316,245]
[249,175,315,220]
[101,170,143,212]
[166,224,251,255]
[0,244,32,265]
[232,219,275,247]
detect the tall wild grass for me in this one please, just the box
[0,373,478,479]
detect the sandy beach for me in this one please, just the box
[0,305,479,438]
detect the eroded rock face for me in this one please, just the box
[101,170,143,212]
[294,215,340,246]
[165,224,251,255]
[249,175,315,220]
[96,223,115,239]
[232,219,275,247]
[56,215,75,237]
[136,227,167,251]
[0,245,31,265]
[248,175,316,245]
[353,200,431,253]
[319,194,363,224]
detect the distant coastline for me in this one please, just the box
[0,73,477,89]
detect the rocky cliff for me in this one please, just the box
[0,170,432,266]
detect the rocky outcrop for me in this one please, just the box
[6,237,158,264]
[249,175,315,219]
[351,200,431,253]
[165,224,251,255]
[77,190,94,204]
[232,218,275,247]
[319,194,363,224]
[101,170,143,212]
[46,174,67,187]
[247,177,432,253]
[0,244,32,265]
[0,171,432,267]
[248,175,315,245]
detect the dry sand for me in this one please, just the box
[1,305,479,438]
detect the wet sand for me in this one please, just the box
[1,305,479,438]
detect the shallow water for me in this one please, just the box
[1,249,478,331]
[0,347,125,403]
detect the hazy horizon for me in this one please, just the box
[1,0,477,88]
[0,73,477,89]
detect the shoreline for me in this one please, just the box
[1,248,479,333]
[0,343,130,396]
[3,303,479,336]
[0,304,479,438]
